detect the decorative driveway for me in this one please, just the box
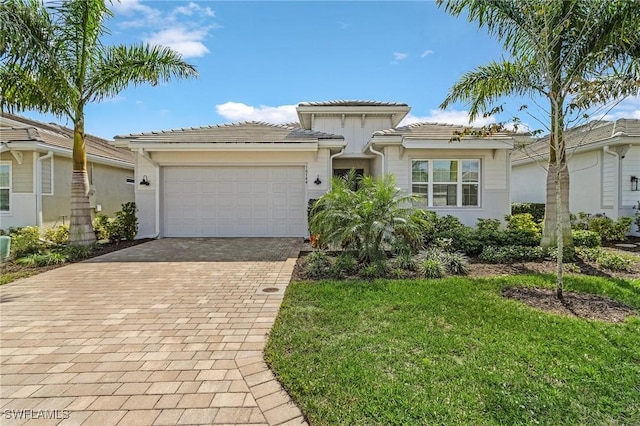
[0,238,307,425]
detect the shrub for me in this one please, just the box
[361,260,389,279]
[417,248,468,276]
[389,252,418,271]
[9,226,42,258]
[479,245,551,263]
[111,202,138,241]
[43,225,69,245]
[476,218,501,232]
[511,203,545,222]
[576,247,634,271]
[16,251,67,267]
[506,213,542,234]
[573,213,633,241]
[329,252,358,278]
[596,252,633,271]
[571,230,601,247]
[310,173,421,263]
[93,214,112,241]
[439,251,469,275]
[421,258,445,278]
[304,251,331,279]
[63,244,94,261]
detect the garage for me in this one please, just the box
[162,166,307,237]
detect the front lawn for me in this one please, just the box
[265,275,640,425]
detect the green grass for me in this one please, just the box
[265,275,640,425]
[0,270,39,285]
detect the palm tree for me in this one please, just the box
[437,0,640,298]
[0,0,198,244]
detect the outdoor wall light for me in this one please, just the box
[139,175,150,186]
[631,175,639,191]
[314,175,322,185]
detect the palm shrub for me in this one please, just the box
[310,173,422,263]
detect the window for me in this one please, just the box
[0,162,10,212]
[411,159,479,207]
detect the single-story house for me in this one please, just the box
[511,118,640,234]
[0,112,135,230]
[113,100,515,238]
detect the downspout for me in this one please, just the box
[36,151,53,227]
[139,149,160,239]
[603,146,619,216]
[369,144,385,175]
[328,148,345,184]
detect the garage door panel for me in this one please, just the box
[162,166,307,237]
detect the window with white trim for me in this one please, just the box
[411,159,480,207]
[0,162,11,212]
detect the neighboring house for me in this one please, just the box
[113,100,515,238]
[511,119,640,234]
[0,112,135,230]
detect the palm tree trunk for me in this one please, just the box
[541,162,572,248]
[69,118,96,246]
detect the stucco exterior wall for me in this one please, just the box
[90,161,135,217]
[621,146,640,208]
[313,116,392,155]
[0,151,34,193]
[511,162,546,203]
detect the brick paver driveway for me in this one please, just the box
[0,238,307,425]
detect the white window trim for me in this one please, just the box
[0,161,12,214]
[42,155,54,196]
[411,158,481,208]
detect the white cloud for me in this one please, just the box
[146,27,210,58]
[393,52,409,61]
[420,50,434,57]
[215,102,298,123]
[173,2,215,18]
[601,95,640,121]
[399,109,496,127]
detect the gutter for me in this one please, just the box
[36,151,53,227]
[138,149,161,239]
[328,148,345,185]
[368,144,385,174]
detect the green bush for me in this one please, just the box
[511,203,545,222]
[417,248,468,276]
[420,258,445,279]
[573,213,633,241]
[596,252,633,271]
[576,247,634,271]
[505,213,542,234]
[93,214,112,241]
[329,252,358,278]
[43,225,69,245]
[63,244,94,262]
[9,226,42,258]
[571,230,601,247]
[310,172,421,263]
[16,251,67,267]
[476,218,501,232]
[439,251,469,276]
[304,251,331,279]
[389,253,418,271]
[110,202,138,241]
[479,245,551,263]
[361,260,389,279]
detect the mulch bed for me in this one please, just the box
[502,286,638,322]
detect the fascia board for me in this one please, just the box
[2,142,133,169]
[126,142,319,152]
[512,135,640,165]
[402,138,514,150]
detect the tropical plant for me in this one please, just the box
[0,0,198,245]
[438,0,640,299]
[310,172,422,263]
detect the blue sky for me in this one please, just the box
[19,0,640,139]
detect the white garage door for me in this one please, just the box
[162,166,307,237]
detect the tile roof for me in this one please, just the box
[373,122,514,139]
[511,118,640,161]
[115,121,344,143]
[298,100,409,107]
[1,112,134,164]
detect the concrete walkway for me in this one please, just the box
[0,238,307,426]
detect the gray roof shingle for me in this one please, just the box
[511,118,640,161]
[115,121,344,144]
[298,100,409,107]
[1,112,134,164]
[374,122,513,139]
